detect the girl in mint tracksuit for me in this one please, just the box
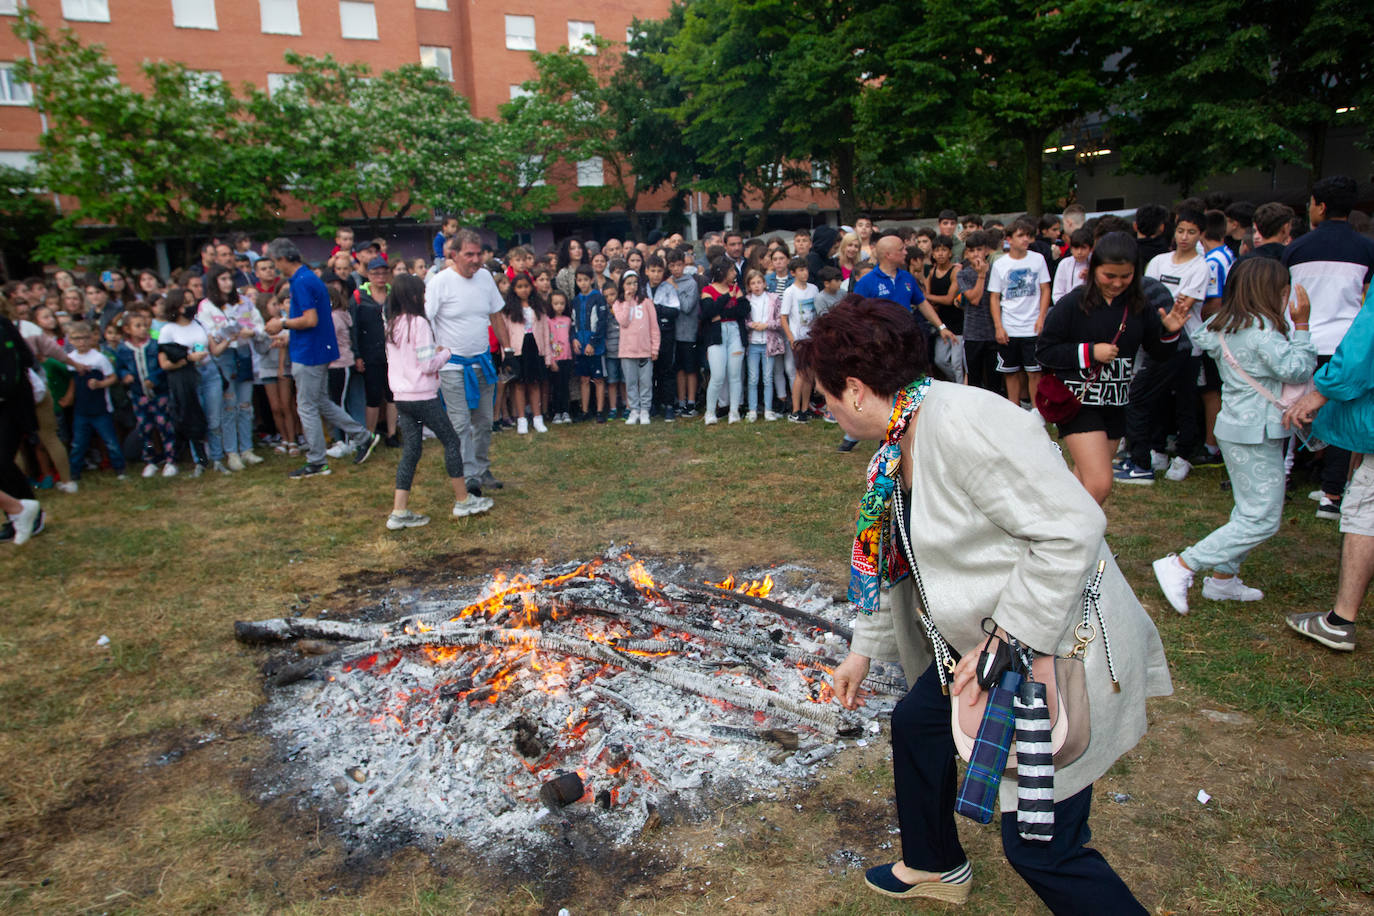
[1154,259,1316,614]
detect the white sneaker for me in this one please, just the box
[162,462,179,478]
[142,463,159,478]
[8,499,40,545]
[728,411,740,424]
[55,481,78,494]
[764,410,780,421]
[532,415,548,433]
[1165,456,1192,482]
[639,412,650,425]
[1151,450,1170,472]
[1152,554,1194,615]
[453,494,494,517]
[1202,576,1264,602]
[517,417,529,434]
[325,441,350,458]
[225,453,245,472]
[1308,489,1327,503]
[240,450,265,465]
[626,411,637,426]
[746,410,758,422]
[386,509,430,530]
[212,460,232,475]
[703,413,718,426]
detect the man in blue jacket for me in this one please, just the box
[1283,286,1374,652]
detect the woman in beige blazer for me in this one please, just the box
[796,298,1172,913]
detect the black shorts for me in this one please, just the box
[996,336,1040,373]
[1057,404,1126,440]
[362,358,392,407]
[675,340,699,373]
[1197,353,1222,392]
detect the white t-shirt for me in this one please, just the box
[1052,256,1088,304]
[780,281,819,341]
[68,348,115,412]
[424,266,504,364]
[988,250,1051,337]
[1145,251,1210,346]
[157,319,210,353]
[747,293,772,344]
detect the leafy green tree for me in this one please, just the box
[12,10,284,260]
[262,52,553,239]
[0,165,62,272]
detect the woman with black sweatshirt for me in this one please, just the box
[1037,232,1192,504]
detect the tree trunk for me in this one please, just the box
[1022,133,1045,219]
[625,182,641,242]
[833,143,856,226]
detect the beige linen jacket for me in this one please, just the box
[850,381,1172,810]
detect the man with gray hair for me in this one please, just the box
[424,228,511,496]
[264,237,379,478]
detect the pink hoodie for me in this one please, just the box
[612,296,660,359]
[386,313,451,401]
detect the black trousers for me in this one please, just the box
[892,662,1146,915]
[1315,354,1352,497]
[653,327,676,408]
[1126,345,1197,467]
[0,398,36,502]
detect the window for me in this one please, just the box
[339,0,377,39]
[172,0,217,29]
[509,84,531,100]
[567,20,595,54]
[259,0,299,34]
[505,14,534,50]
[576,156,603,187]
[266,72,294,96]
[811,160,829,188]
[0,151,36,170]
[60,0,109,21]
[420,46,452,82]
[0,64,32,105]
[519,155,545,188]
[0,0,18,15]
[415,0,445,8]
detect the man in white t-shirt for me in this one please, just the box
[424,229,511,496]
[988,218,1052,409]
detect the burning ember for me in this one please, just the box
[236,551,901,857]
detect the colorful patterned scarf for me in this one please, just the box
[849,376,931,614]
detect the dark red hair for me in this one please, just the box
[793,296,929,398]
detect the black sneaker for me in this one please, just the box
[289,462,331,479]
[679,403,697,419]
[837,438,858,453]
[480,472,504,490]
[0,520,13,542]
[1190,448,1225,468]
[384,434,400,448]
[664,405,675,423]
[465,477,482,497]
[573,411,592,423]
[788,411,805,423]
[353,432,381,465]
[596,410,607,424]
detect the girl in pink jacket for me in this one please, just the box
[501,274,555,434]
[383,274,491,530]
[612,270,659,426]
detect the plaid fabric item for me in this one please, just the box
[1015,678,1055,841]
[955,669,1022,824]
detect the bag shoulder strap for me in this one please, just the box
[1218,335,1284,410]
[891,485,957,688]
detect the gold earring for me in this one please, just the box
[853,401,861,412]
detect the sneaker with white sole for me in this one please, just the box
[639,412,650,425]
[240,450,265,465]
[386,509,431,530]
[1114,459,1155,485]
[703,413,718,425]
[162,462,179,478]
[1165,456,1192,482]
[1316,496,1341,520]
[325,441,351,459]
[1153,554,1194,615]
[55,480,78,494]
[452,494,494,517]
[226,452,245,472]
[1202,576,1264,602]
[746,410,758,422]
[518,417,530,434]
[1308,489,1325,502]
[1286,611,1355,652]
[532,415,548,433]
[764,410,780,421]
[142,463,159,478]
[7,499,40,546]
[352,432,381,465]
[1151,450,1171,472]
[625,411,638,426]
[212,460,232,475]
[728,411,740,424]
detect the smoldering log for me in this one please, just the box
[669,582,853,640]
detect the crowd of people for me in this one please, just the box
[1,179,1371,652]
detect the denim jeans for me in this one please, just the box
[70,412,126,480]
[221,377,255,455]
[197,362,225,461]
[746,342,775,413]
[706,321,744,416]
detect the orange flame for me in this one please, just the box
[704,573,774,598]
[626,560,656,592]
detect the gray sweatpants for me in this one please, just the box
[293,362,366,465]
[438,369,494,483]
[621,356,654,416]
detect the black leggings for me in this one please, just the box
[0,399,36,502]
[394,396,463,491]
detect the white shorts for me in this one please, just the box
[1340,456,1374,537]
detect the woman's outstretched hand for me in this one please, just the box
[832,652,871,710]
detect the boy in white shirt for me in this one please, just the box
[778,258,819,422]
[988,218,1052,410]
[65,321,128,482]
[1052,228,1093,303]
